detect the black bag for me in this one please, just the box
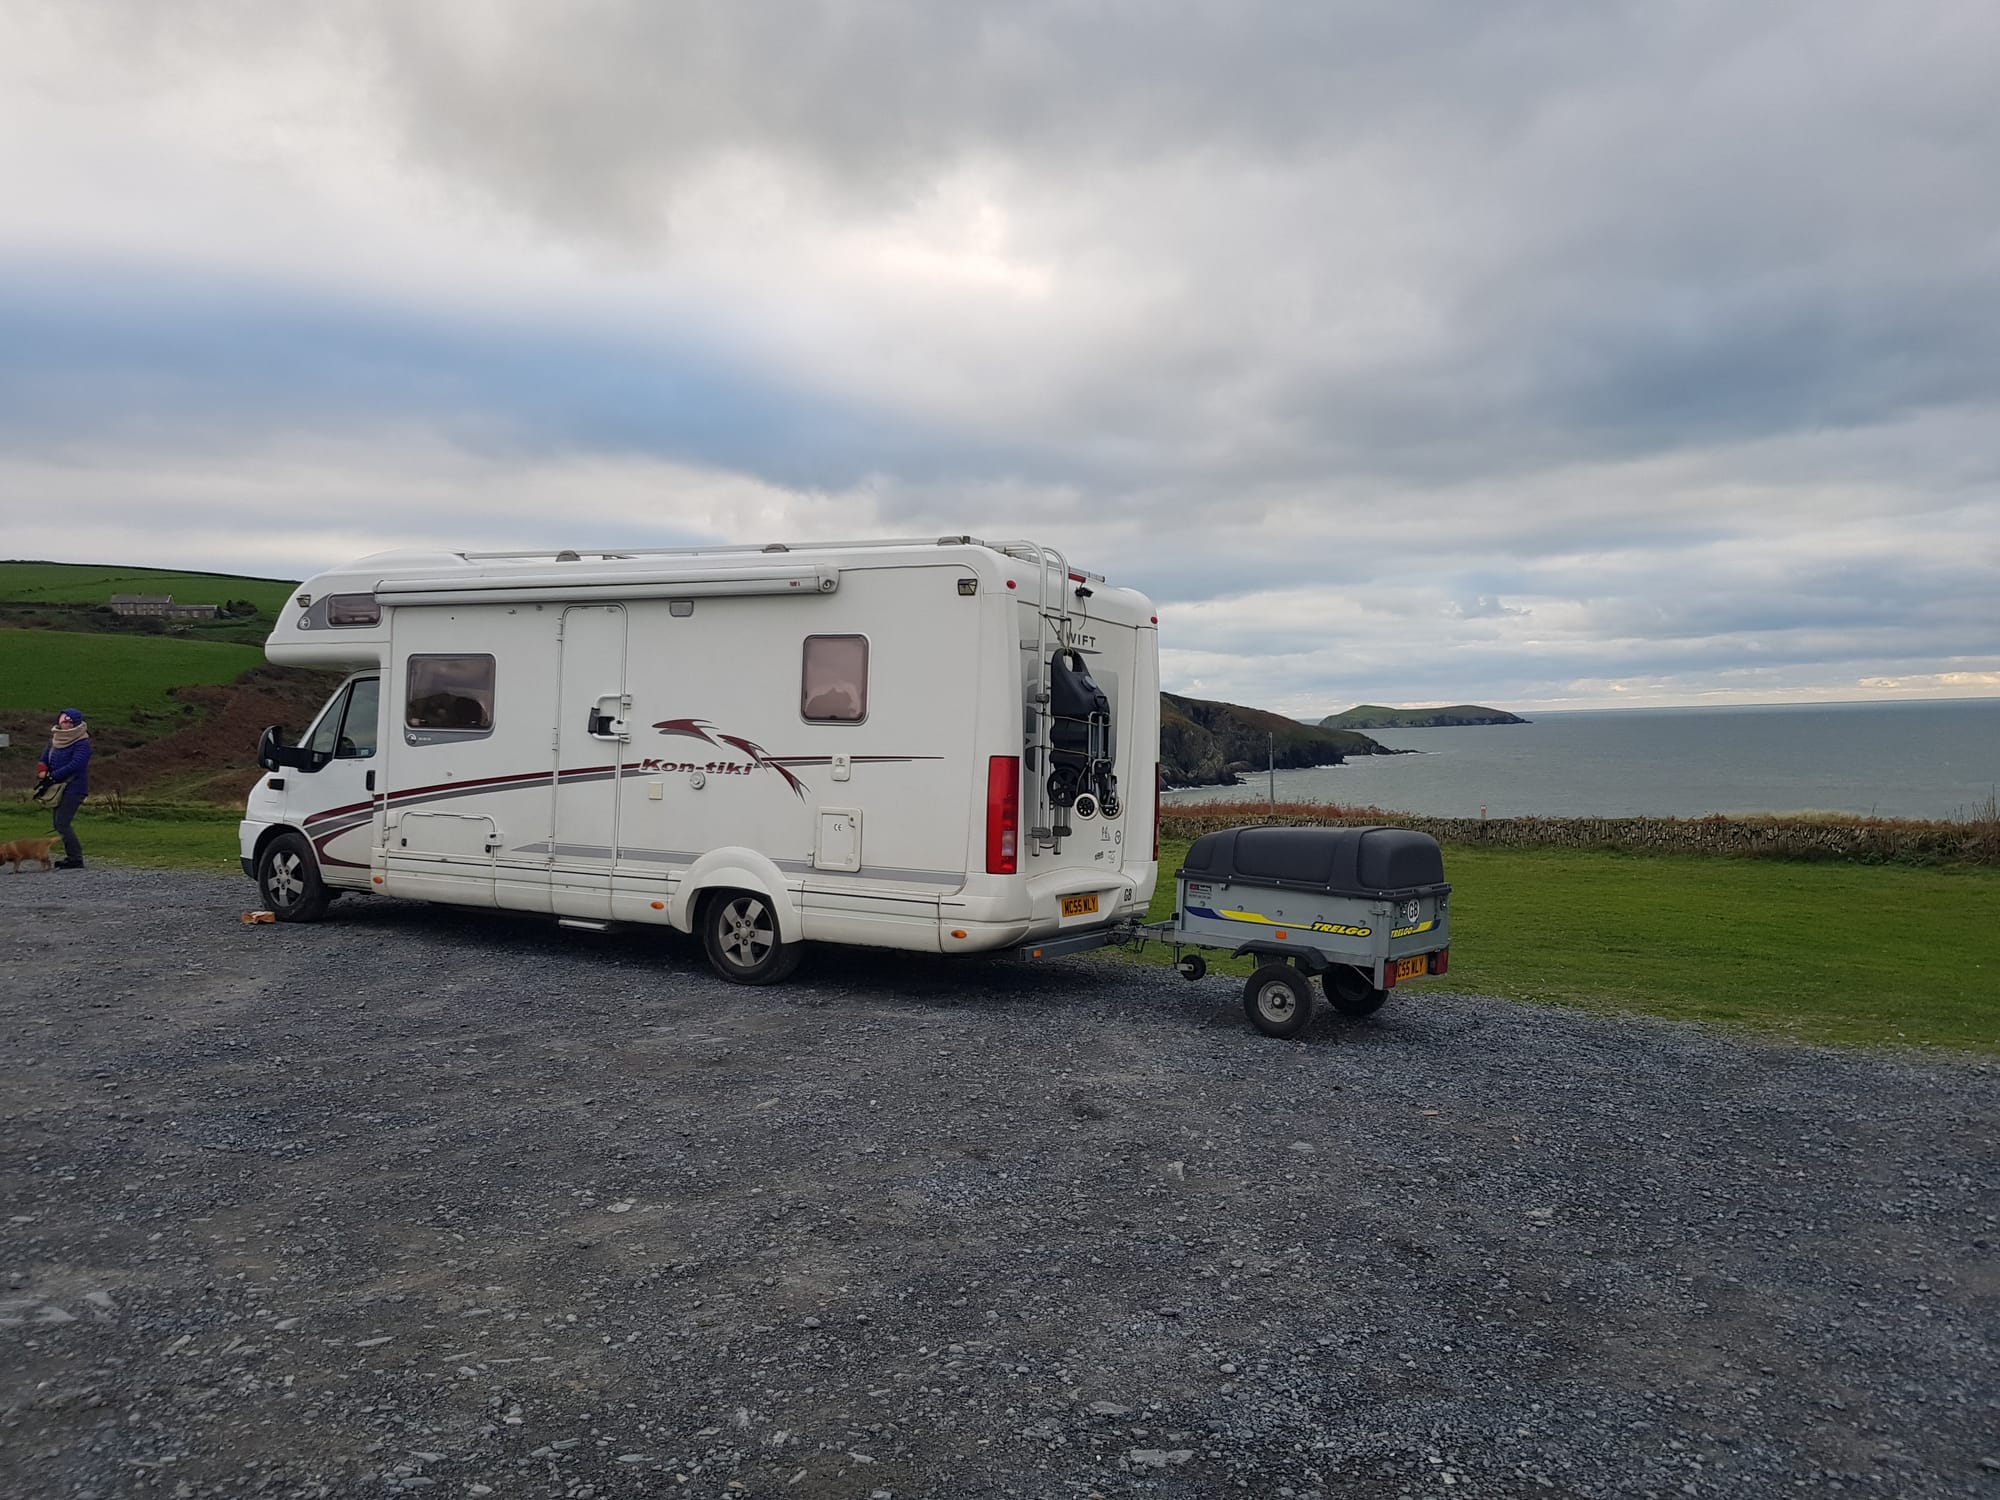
[1047,648,1119,816]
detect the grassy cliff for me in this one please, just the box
[1162,692,1389,786]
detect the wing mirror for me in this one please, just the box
[257,725,288,772]
[257,725,328,772]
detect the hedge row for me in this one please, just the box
[1159,801,2000,868]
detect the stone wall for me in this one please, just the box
[1159,802,2000,867]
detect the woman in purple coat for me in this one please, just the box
[40,708,92,869]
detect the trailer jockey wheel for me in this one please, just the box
[701,890,805,986]
[1324,964,1389,1017]
[1175,952,1207,982]
[1243,962,1314,1039]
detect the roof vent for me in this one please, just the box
[555,550,581,562]
[761,543,790,553]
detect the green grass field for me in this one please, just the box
[0,629,266,727]
[0,802,244,874]
[1127,837,1998,1052]
[0,561,297,614]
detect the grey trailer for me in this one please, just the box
[1162,825,1451,1038]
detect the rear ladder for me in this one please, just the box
[992,539,1100,856]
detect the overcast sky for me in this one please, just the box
[3,1,1996,715]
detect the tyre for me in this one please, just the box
[1243,962,1315,1039]
[256,831,332,923]
[701,890,804,985]
[1324,964,1389,1017]
[1175,951,1208,982]
[1047,766,1083,815]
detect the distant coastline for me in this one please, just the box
[1319,703,1527,730]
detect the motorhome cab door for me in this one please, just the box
[551,604,630,919]
[292,674,381,885]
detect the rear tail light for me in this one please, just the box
[1431,949,1449,975]
[986,756,1020,874]
[1381,963,1399,990]
[1152,763,1161,861]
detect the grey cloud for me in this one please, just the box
[357,1,1610,228]
[1450,596,1527,620]
[353,0,2000,478]
[7,0,1998,708]
[36,0,2000,491]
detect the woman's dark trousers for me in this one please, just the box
[52,786,85,865]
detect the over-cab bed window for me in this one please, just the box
[327,593,380,627]
[405,654,496,731]
[801,635,868,723]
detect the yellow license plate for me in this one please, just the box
[1061,894,1100,919]
[1393,954,1430,982]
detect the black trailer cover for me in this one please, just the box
[1179,825,1446,896]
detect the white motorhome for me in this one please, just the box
[241,537,1160,982]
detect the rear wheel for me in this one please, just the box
[1243,962,1314,1039]
[1324,964,1389,1017]
[257,832,331,923]
[701,890,804,985]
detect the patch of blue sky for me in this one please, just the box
[0,258,1040,493]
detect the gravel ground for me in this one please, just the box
[2,866,1996,1500]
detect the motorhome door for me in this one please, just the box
[286,674,381,887]
[552,604,630,918]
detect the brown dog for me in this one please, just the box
[0,837,56,872]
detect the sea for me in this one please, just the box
[1163,697,2000,822]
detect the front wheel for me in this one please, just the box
[256,832,332,922]
[701,890,804,985]
[1324,964,1389,1017]
[1243,962,1315,1039]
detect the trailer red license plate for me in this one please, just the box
[1061,894,1100,919]
[1392,954,1430,982]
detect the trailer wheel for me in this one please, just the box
[1243,963,1314,1039]
[256,832,332,923]
[1324,964,1389,1017]
[701,890,804,985]
[1175,952,1207,982]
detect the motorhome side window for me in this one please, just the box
[405,655,495,731]
[801,635,868,722]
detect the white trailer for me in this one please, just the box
[240,537,1160,982]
